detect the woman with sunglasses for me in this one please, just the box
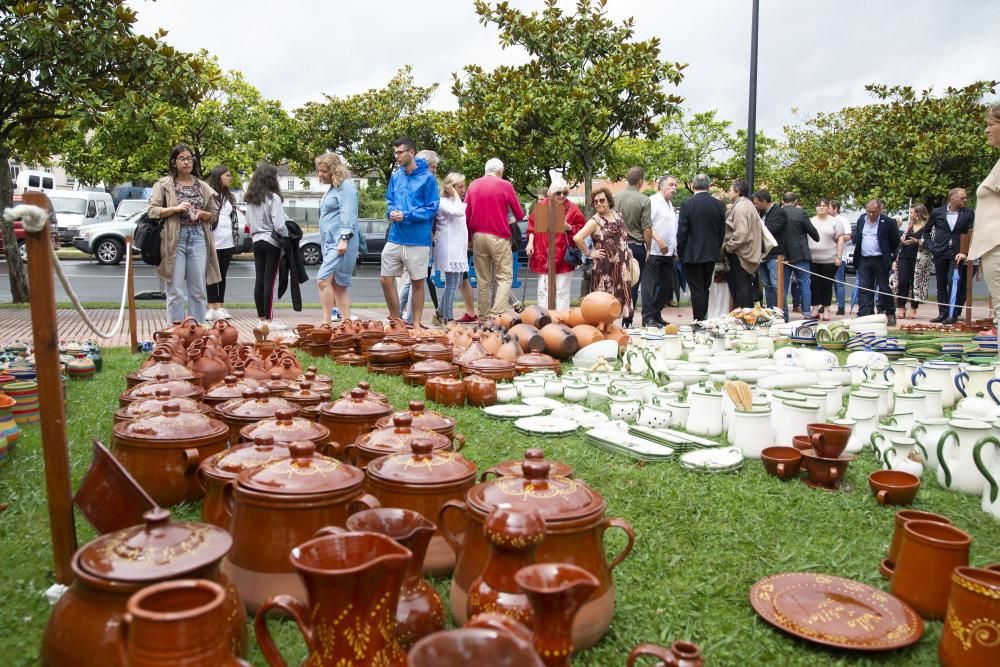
[525,179,586,310]
[573,187,635,323]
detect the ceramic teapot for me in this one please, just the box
[973,435,1000,520]
[937,418,991,495]
[882,436,926,478]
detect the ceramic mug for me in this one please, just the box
[890,519,971,619]
[868,470,920,506]
[938,566,1000,667]
[806,423,851,459]
[760,446,802,481]
[881,509,952,579]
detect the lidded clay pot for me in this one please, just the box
[294,367,332,384]
[200,375,258,408]
[375,400,457,437]
[464,374,498,407]
[482,448,576,480]
[40,508,247,667]
[111,403,230,507]
[127,351,202,388]
[347,414,465,468]
[197,435,293,528]
[119,374,205,408]
[440,460,635,650]
[367,341,412,364]
[239,408,331,450]
[214,387,300,446]
[261,371,292,396]
[465,357,517,381]
[404,359,460,386]
[113,388,211,423]
[366,439,478,576]
[222,441,378,612]
[338,381,390,404]
[279,381,327,409]
[410,341,454,362]
[319,388,395,457]
[514,352,562,376]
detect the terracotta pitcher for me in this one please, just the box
[255,531,411,667]
[119,579,249,666]
[345,508,445,648]
[890,519,972,619]
[939,566,1000,666]
[515,563,600,667]
[627,641,705,667]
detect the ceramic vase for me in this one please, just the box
[514,563,599,667]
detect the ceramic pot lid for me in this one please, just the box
[356,414,453,454]
[204,375,257,400]
[514,353,559,369]
[493,448,575,478]
[126,376,205,402]
[77,508,232,583]
[217,388,298,419]
[284,381,326,401]
[116,403,228,440]
[289,377,332,394]
[467,460,603,522]
[323,388,394,419]
[238,442,363,495]
[411,342,451,355]
[409,359,457,374]
[241,409,329,443]
[368,341,408,355]
[296,368,332,384]
[120,390,206,418]
[136,360,198,381]
[367,439,477,485]
[375,400,456,433]
[202,435,293,477]
[263,373,291,394]
[467,357,516,372]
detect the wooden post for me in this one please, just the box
[126,234,138,353]
[21,192,77,584]
[776,255,785,318]
[960,233,973,324]
[533,198,565,311]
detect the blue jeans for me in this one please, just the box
[781,261,811,321]
[438,271,462,321]
[167,224,208,323]
[834,262,846,309]
[758,258,780,308]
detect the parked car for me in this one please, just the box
[0,194,60,261]
[72,210,143,265]
[50,191,115,245]
[300,218,388,266]
[114,199,148,221]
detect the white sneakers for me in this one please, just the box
[215,307,232,320]
[205,309,217,321]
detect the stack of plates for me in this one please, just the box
[585,425,675,461]
[550,405,610,429]
[520,397,564,412]
[482,404,544,420]
[904,340,942,360]
[513,415,579,437]
[973,335,997,352]
[628,425,723,453]
[679,447,744,473]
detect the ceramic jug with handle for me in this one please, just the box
[955,365,995,400]
[910,417,950,471]
[937,418,991,495]
[911,386,944,418]
[973,435,1000,520]
[913,362,961,408]
[883,436,926,478]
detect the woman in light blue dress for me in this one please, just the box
[314,152,359,324]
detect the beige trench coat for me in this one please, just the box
[147,176,222,284]
[724,197,763,274]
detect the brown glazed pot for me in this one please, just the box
[432,377,467,407]
[346,414,465,468]
[800,449,853,489]
[318,388,395,458]
[410,342,454,362]
[760,446,803,480]
[127,352,203,388]
[119,375,205,408]
[374,400,457,437]
[538,323,580,360]
[515,563,601,667]
[214,388,301,446]
[281,381,327,410]
[111,403,230,507]
[367,341,412,364]
[508,323,546,353]
[481,448,575,480]
[514,352,562,376]
[408,625,543,667]
[196,435,292,528]
[113,389,212,423]
[261,372,292,397]
[404,359,460,386]
[627,641,705,667]
[40,509,247,667]
[868,470,920,506]
[200,375,258,408]
[890,519,972,619]
[464,374,498,407]
[882,509,952,579]
[938,566,1000,666]
[239,408,331,450]
[221,442,378,612]
[254,530,409,667]
[440,460,635,650]
[345,509,445,649]
[806,423,851,459]
[464,357,518,382]
[338,381,390,404]
[365,440,477,577]
[119,579,250,667]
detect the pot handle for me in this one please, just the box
[876,489,889,506]
[911,367,926,387]
[937,429,956,488]
[988,378,1000,406]
[437,499,467,555]
[955,371,969,399]
[323,440,344,460]
[254,594,316,667]
[342,444,358,467]
[974,435,1000,504]
[452,433,466,451]
[602,517,635,571]
[870,432,885,463]
[883,446,897,470]
[195,465,208,493]
[117,613,132,667]
[182,448,201,476]
[627,643,675,667]
[221,479,238,525]
[479,468,503,482]
[348,493,380,515]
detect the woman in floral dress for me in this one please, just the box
[573,186,635,322]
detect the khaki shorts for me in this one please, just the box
[381,242,430,279]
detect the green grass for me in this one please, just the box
[2,348,999,666]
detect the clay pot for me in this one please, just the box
[514,352,562,376]
[239,408,330,450]
[113,388,212,423]
[800,449,853,489]
[806,423,851,459]
[345,509,445,648]
[346,415,464,469]
[868,470,920,506]
[200,375,257,408]
[127,351,202,388]
[440,461,635,649]
[791,435,812,455]
[480,331,504,355]
[580,292,621,327]
[515,563,601,667]
[563,308,587,328]
[464,357,518,382]
[760,446,803,481]
[254,530,409,667]
[338,381,391,404]
[549,309,569,325]
[481,448,575,480]
[119,375,205,408]
[367,341,411,364]
[308,327,333,344]
[497,309,522,330]
[294,323,315,337]
[571,325,604,348]
[603,325,629,349]
[890,519,971,619]
[111,403,230,506]
[318,388,395,458]
[197,435,293,528]
[40,509,247,667]
[214,388,301,446]
[410,342,454,363]
[627,641,705,667]
[882,510,952,579]
[211,320,239,347]
[468,506,546,626]
[432,377,467,407]
[464,374,498,407]
[261,371,292,396]
[496,336,523,362]
[119,579,249,666]
[409,625,543,667]
[281,381,327,410]
[539,323,580,360]
[938,566,1000,666]
[508,323,546,353]
[222,442,378,612]
[520,305,552,330]
[455,335,493,367]
[404,359,460,386]
[375,400,457,437]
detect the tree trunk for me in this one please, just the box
[0,145,30,303]
[583,161,594,218]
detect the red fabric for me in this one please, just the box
[465,175,525,238]
[527,199,587,274]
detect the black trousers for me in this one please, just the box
[810,262,837,309]
[857,255,895,316]
[207,247,235,303]
[933,256,967,318]
[685,261,716,321]
[640,254,675,325]
[252,240,281,319]
[895,254,917,309]
[725,254,755,308]
[628,241,647,312]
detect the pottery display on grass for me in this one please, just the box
[339,380,390,404]
[196,435,293,528]
[40,508,247,667]
[111,403,230,507]
[214,388,301,446]
[346,414,465,468]
[113,388,212,423]
[868,470,920,506]
[344,509,445,648]
[627,641,705,667]
[481,448,575,480]
[318,388,395,457]
[199,375,257,408]
[890,519,972,619]
[515,563,600,667]
[440,460,634,649]
[221,442,378,612]
[238,408,330,450]
[254,530,410,667]
[881,509,952,579]
[938,566,1000,666]
[374,400,457,436]
[760,446,802,480]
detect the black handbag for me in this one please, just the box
[563,244,584,267]
[132,213,162,266]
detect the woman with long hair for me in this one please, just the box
[432,172,468,325]
[205,165,244,320]
[244,162,288,326]
[525,178,587,311]
[573,187,635,322]
[315,152,359,324]
[897,204,932,319]
[147,144,220,323]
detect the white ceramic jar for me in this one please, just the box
[685,384,723,437]
[774,400,820,446]
[728,408,774,458]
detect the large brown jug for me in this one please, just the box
[939,566,1000,667]
[515,563,600,667]
[119,579,249,666]
[255,530,411,667]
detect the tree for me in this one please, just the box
[0,0,207,302]
[453,0,685,206]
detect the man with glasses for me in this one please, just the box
[615,166,652,327]
[380,136,440,328]
[641,174,678,326]
[677,173,725,322]
[852,199,900,325]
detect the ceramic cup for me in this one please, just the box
[760,446,802,481]
[791,435,812,455]
[890,519,972,619]
[806,423,851,459]
[938,566,1000,666]
[882,509,952,579]
[868,470,920,506]
[800,449,853,489]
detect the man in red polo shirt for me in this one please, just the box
[464,157,525,320]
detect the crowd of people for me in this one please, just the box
[148,104,1000,329]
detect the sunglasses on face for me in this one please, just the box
[554,191,568,197]
[593,198,607,204]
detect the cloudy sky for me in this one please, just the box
[129,0,999,135]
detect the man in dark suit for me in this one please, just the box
[853,199,901,325]
[753,189,787,310]
[779,193,819,322]
[677,173,725,321]
[923,188,975,323]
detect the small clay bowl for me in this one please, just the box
[761,446,803,480]
[868,470,920,506]
[791,435,812,455]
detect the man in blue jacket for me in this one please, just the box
[380,136,440,328]
[852,199,900,325]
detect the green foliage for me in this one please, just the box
[358,180,388,219]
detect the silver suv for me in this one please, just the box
[72,210,143,264]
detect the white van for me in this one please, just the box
[15,169,56,194]
[48,191,115,245]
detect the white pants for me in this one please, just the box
[536,272,573,311]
